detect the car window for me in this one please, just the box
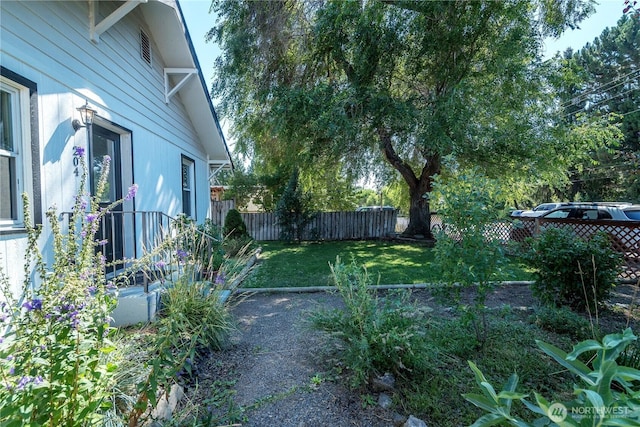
[544,209,571,218]
[581,210,598,220]
[598,210,612,220]
[624,210,640,220]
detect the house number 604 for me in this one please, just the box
[73,156,79,176]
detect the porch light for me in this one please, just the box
[72,100,98,132]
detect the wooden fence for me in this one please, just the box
[209,201,397,241]
[210,200,236,227]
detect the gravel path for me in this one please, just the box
[193,292,395,427]
[185,283,639,426]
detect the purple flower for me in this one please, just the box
[73,146,85,157]
[124,184,138,201]
[85,213,98,223]
[15,375,44,390]
[16,376,30,390]
[155,260,167,269]
[97,239,108,246]
[75,195,88,210]
[214,272,226,285]
[22,298,42,311]
[87,285,97,293]
[176,249,188,261]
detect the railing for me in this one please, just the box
[59,211,222,292]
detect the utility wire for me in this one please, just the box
[559,69,640,109]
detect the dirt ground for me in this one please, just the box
[181,283,640,427]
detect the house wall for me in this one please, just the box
[0,0,214,294]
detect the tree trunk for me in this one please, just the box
[377,128,440,239]
[405,183,433,238]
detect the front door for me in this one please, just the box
[90,125,123,270]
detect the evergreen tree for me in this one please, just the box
[275,169,314,242]
[560,15,640,201]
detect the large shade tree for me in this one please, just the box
[209,0,594,237]
[559,15,640,201]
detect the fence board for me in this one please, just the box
[210,200,235,227]
[224,210,399,242]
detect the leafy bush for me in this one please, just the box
[529,305,593,341]
[222,235,254,257]
[223,208,249,239]
[430,169,510,346]
[465,328,640,426]
[523,227,622,311]
[310,258,432,388]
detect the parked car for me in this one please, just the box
[510,203,640,254]
[356,206,396,212]
[511,202,570,218]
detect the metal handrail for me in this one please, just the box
[58,211,222,292]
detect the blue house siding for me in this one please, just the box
[0,0,230,295]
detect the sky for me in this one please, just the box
[179,0,628,146]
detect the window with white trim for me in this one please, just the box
[0,77,31,227]
[181,156,195,218]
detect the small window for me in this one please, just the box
[0,81,26,225]
[0,69,40,231]
[140,29,152,65]
[181,156,195,218]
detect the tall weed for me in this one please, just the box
[310,258,432,388]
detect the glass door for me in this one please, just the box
[91,125,123,269]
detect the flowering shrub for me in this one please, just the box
[0,147,135,426]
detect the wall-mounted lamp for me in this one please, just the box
[72,100,98,132]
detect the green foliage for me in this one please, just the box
[173,215,226,280]
[275,168,315,242]
[618,340,640,371]
[529,306,593,341]
[222,235,254,258]
[162,279,235,352]
[556,14,640,202]
[210,0,595,234]
[523,227,622,311]
[310,258,432,388]
[465,328,640,426]
[430,168,511,345]
[223,208,249,239]
[127,278,235,425]
[0,150,118,426]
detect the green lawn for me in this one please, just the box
[243,240,533,288]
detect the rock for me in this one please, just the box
[150,384,184,421]
[378,393,393,409]
[403,415,428,427]
[372,372,396,392]
[393,412,408,426]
